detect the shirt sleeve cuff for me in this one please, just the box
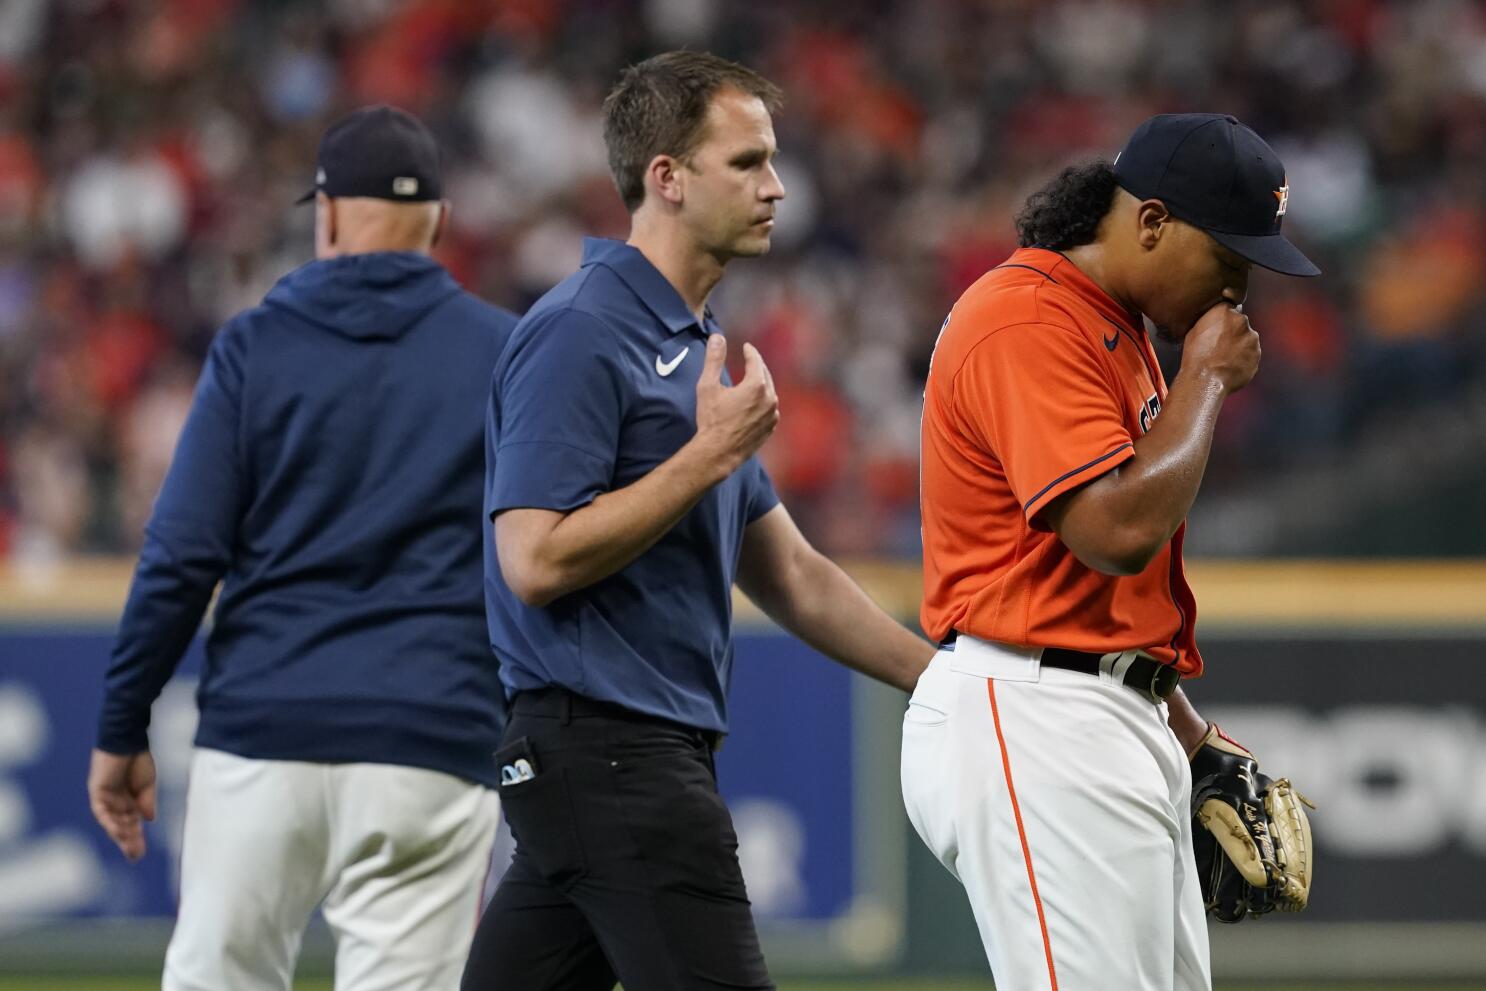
[96,704,151,754]
[747,487,780,523]
[1022,443,1135,525]
[488,441,614,515]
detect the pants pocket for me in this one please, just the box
[498,747,588,889]
[904,699,949,726]
[901,674,957,877]
[904,651,955,725]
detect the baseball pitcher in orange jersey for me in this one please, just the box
[904,114,1318,991]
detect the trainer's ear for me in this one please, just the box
[432,200,450,248]
[645,153,686,208]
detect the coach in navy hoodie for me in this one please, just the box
[88,107,517,991]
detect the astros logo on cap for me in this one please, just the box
[1274,181,1289,218]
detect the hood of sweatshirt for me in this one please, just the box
[264,251,462,341]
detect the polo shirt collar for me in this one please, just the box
[1017,247,1144,333]
[580,237,711,337]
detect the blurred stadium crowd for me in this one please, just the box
[2,0,1486,562]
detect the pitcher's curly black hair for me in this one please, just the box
[1014,160,1119,251]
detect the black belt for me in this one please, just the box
[941,632,1181,704]
[511,687,725,751]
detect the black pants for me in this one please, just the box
[462,688,774,991]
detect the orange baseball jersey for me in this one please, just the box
[919,247,1201,675]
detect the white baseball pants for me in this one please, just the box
[901,635,1211,991]
[163,748,499,991]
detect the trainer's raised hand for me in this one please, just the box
[1183,301,1261,393]
[88,748,157,862]
[694,334,779,472]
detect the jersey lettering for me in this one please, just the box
[1138,392,1162,434]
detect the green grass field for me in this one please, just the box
[4,982,1485,991]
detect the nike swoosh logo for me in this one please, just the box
[1103,332,1119,351]
[655,347,690,376]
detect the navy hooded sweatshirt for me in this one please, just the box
[97,252,517,787]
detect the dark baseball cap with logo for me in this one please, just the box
[1113,113,1319,277]
[296,105,443,204]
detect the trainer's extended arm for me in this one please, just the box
[1042,302,1259,576]
[497,336,778,607]
[735,505,933,693]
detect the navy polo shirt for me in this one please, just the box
[484,237,780,733]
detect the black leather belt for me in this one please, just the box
[941,632,1180,704]
[1041,647,1181,703]
[511,687,725,750]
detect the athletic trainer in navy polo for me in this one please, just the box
[483,237,777,733]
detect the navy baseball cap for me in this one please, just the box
[296,105,443,204]
[1113,113,1319,277]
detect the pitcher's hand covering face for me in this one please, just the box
[1143,218,1252,343]
[678,87,786,261]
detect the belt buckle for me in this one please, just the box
[1144,662,1180,704]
